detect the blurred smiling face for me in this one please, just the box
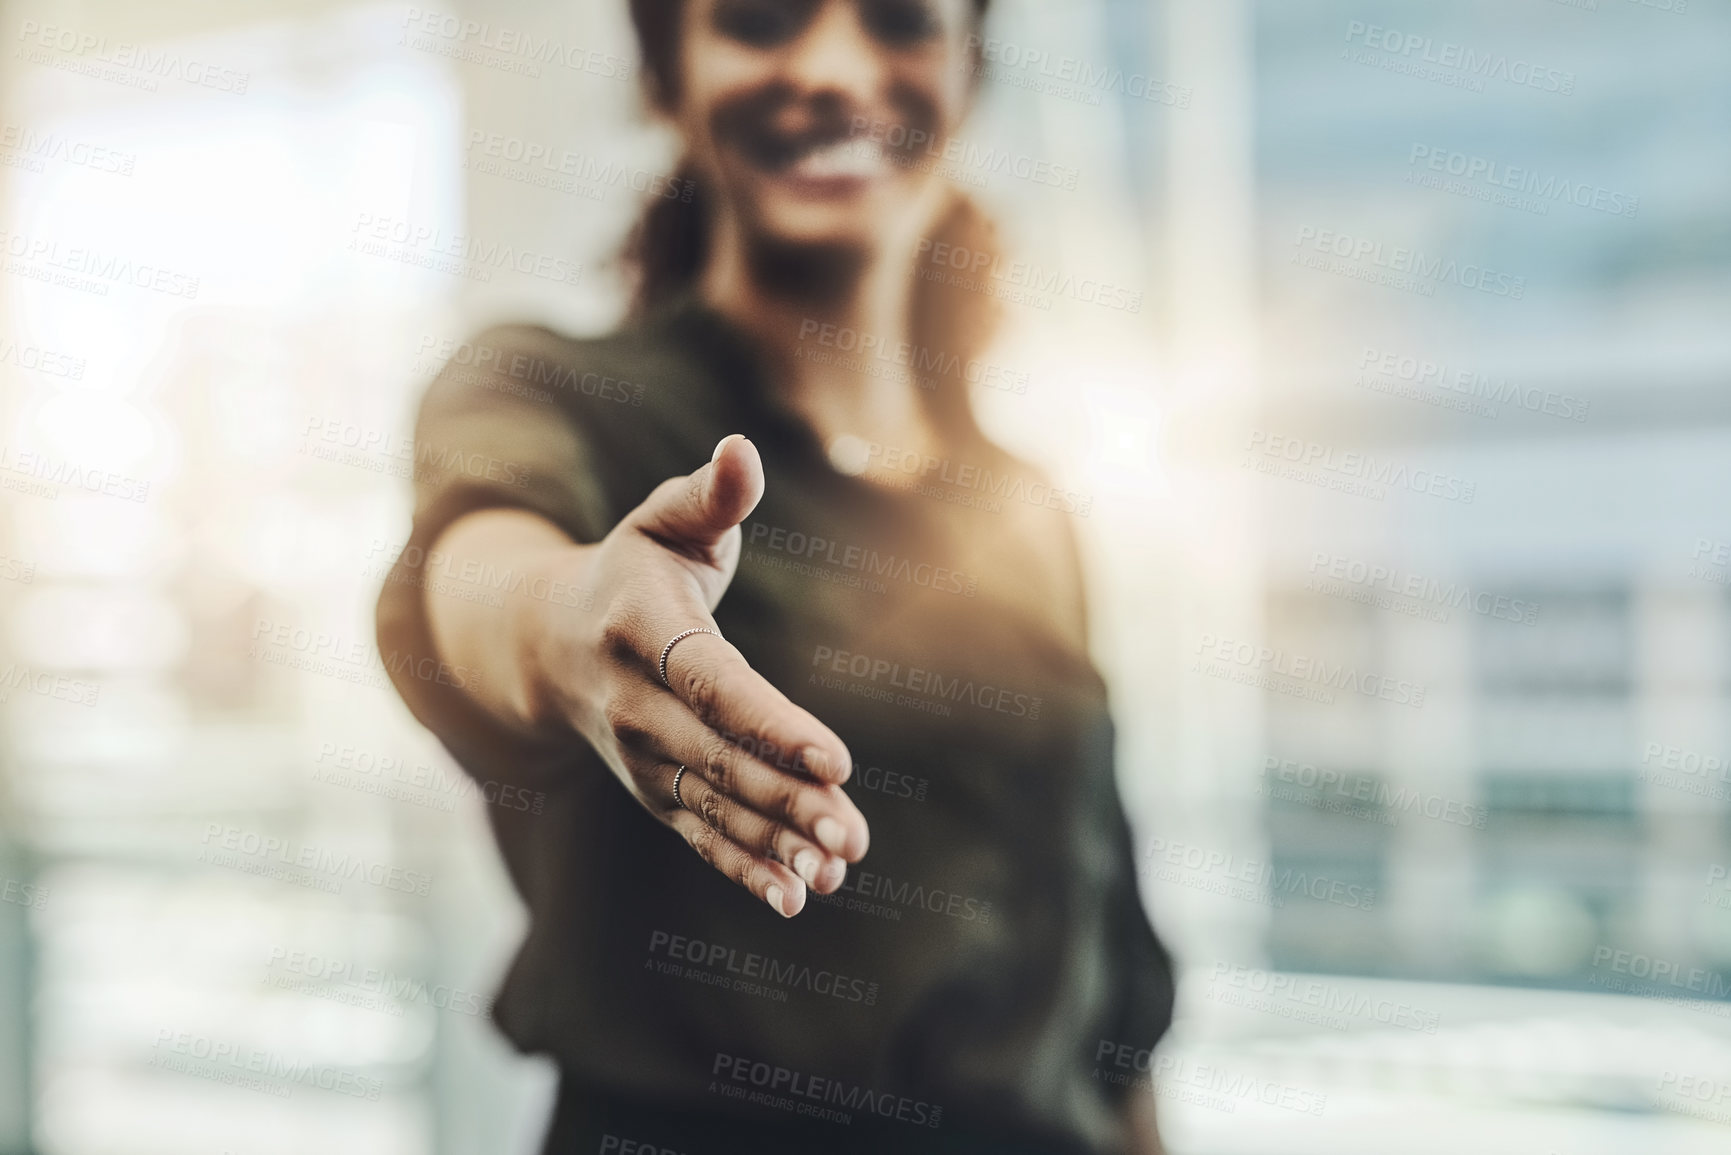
[674,0,978,252]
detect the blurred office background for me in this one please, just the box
[0,0,1727,1151]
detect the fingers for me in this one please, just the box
[665,802,807,918]
[643,696,868,881]
[663,633,857,794]
[674,771,850,895]
[597,434,866,918]
[629,434,765,559]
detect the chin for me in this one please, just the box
[741,179,936,257]
[749,203,883,250]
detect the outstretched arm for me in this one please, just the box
[414,434,870,918]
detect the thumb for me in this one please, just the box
[630,434,765,561]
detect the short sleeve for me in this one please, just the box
[374,324,609,789]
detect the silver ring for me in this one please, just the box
[671,764,688,810]
[659,627,721,689]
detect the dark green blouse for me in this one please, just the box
[377,296,1173,1154]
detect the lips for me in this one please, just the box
[735,121,873,173]
[785,137,889,181]
[712,93,934,192]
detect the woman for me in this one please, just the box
[377,0,1173,1151]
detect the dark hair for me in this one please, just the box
[624,0,995,320]
[628,0,992,112]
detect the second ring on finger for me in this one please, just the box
[670,765,844,892]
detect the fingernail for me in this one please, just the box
[815,817,847,855]
[766,884,785,914]
[712,433,740,463]
[793,849,821,886]
[821,858,846,890]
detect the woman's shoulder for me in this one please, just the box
[432,312,711,414]
[414,303,753,514]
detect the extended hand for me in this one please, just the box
[538,434,869,917]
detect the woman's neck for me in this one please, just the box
[697,205,947,465]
